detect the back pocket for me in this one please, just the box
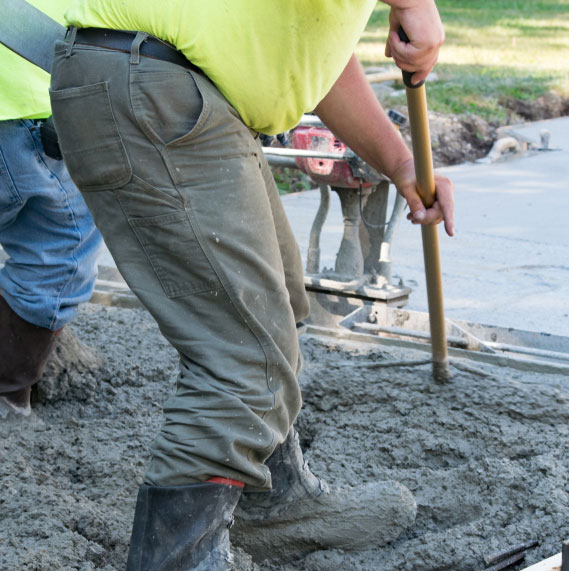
[49,82,132,191]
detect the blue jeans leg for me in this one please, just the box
[0,119,102,330]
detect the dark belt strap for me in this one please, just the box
[72,27,199,72]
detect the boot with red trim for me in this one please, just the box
[125,478,244,571]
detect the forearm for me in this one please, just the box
[314,54,412,181]
[315,53,455,236]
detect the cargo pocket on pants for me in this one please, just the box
[128,210,222,298]
[49,82,132,191]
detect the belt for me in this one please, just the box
[72,28,200,72]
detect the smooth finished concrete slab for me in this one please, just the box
[282,117,569,337]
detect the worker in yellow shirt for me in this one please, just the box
[49,1,454,568]
[0,0,101,418]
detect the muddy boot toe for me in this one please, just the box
[232,428,416,562]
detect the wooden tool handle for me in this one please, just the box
[399,27,450,380]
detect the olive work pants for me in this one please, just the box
[49,34,309,491]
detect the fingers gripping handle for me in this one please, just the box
[397,27,425,88]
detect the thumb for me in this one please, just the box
[401,186,427,220]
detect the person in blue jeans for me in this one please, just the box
[0,0,102,418]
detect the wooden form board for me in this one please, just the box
[521,553,561,571]
[365,70,402,83]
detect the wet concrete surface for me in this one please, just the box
[2,304,569,570]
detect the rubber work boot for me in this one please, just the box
[232,427,417,562]
[126,481,243,571]
[0,295,61,418]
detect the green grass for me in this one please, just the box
[272,167,312,195]
[358,0,569,121]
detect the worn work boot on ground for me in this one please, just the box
[0,295,61,418]
[126,479,243,571]
[232,428,416,562]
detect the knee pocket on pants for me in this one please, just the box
[49,82,132,191]
[129,208,222,298]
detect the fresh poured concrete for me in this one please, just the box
[3,303,569,570]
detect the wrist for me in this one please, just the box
[385,155,414,185]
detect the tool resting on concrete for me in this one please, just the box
[399,27,450,381]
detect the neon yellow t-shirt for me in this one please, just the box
[0,0,69,121]
[65,1,377,134]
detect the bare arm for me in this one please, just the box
[382,0,445,85]
[314,54,454,236]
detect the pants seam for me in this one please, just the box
[23,123,83,330]
[180,202,278,404]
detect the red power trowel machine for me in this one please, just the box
[291,126,375,188]
[263,111,406,188]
